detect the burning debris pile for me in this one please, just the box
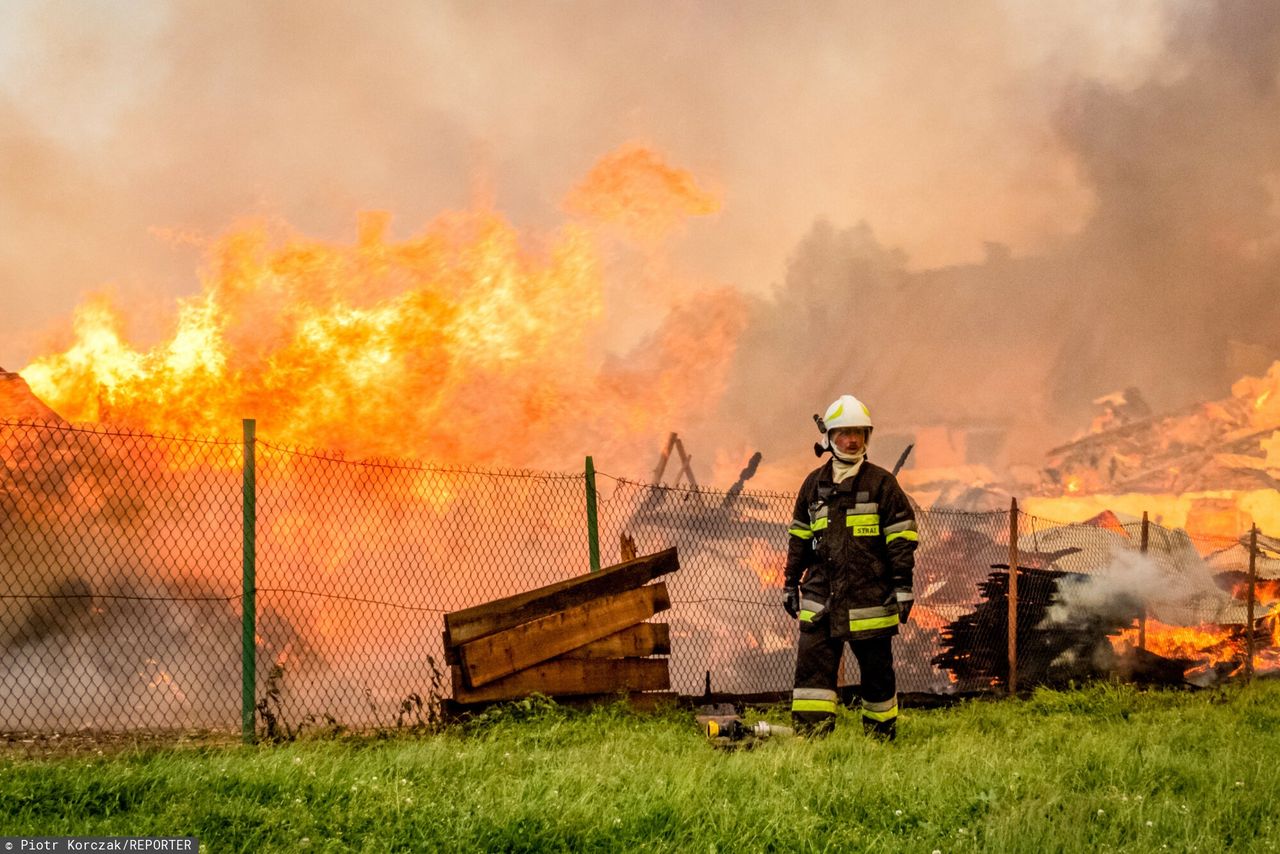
[2,369,319,731]
[931,526,1279,691]
[1042,361,1280,499]
[909,362,1280,693]
[0,147,758,731]
[602,441,797,697]
[932,565,1140,691]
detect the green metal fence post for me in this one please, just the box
[1007,497,1018,696]
[585,456,601,573]
[1246,524,1258,682]
[241,418,257,744]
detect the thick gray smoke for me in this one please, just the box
[1042,549,1237,631]
[714,2,1280,482]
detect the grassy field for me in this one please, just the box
[3,682,1278,852]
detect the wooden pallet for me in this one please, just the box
[444,548,679,704]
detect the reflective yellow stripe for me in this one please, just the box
[846,514,880,536]
[886,530,919,544]
[812,517,829,532]
[849,614,899,632]
[862,705,899,722]
[792,699,837,713]
[788,527,813,540]
[798,610,816,623]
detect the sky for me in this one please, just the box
[3,0,1279,483]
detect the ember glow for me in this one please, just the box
[1026,361,1280,538]
[18,146,743,473]
[1110,620,1238,666]
[744,538,786,589]
[1011,362,1280,685]
[1110,611,1280,678]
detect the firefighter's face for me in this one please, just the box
[830,427,867,455]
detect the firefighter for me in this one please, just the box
[783,394,918,739]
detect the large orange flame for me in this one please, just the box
[563,143,720,244]
[19,146,741,473]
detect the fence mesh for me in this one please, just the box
[253,441,591,730]
[1,422,242,731]
[2,420,1275,733]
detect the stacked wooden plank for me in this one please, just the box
[445,548,678,704]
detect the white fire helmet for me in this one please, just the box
[818,394,873,449]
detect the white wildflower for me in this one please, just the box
[894,810,903,816]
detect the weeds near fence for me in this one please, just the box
[395,655,446,733]
[255,656,448,742]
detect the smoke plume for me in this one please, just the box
[713,1,1280,483]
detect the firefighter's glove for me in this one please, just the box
[895,589,914,624]
[784,587,800,619]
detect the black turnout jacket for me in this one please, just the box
[784,459,919,640]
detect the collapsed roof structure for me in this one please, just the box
[1041,362,1280,497]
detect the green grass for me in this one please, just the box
[3,683,1279,852]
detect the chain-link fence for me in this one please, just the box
[3,419,1276,734]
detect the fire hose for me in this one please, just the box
[698,715,794,747]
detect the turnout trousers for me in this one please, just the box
[791,630,898,739]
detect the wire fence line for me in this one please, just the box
[1,419,1274,734]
